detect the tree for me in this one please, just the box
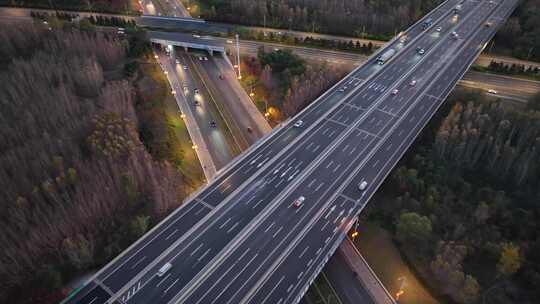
[128,216,150,240]
[36,265,63,289]
[396,212,432,245]
[497,242,521,277]
[528,91,540,112]
[62,234,95,270]
[474,201,490,224]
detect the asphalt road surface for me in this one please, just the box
[63,0,518,303]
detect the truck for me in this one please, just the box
[376,49,396,65]
[453,4,462,14]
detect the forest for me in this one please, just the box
[0,23,191,303]
[198,0,540,62]
[240,48,346,121]
[0,0,140,14]
[362,90,540,304]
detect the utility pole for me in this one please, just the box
[235,34,241,79]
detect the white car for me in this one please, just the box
[293,120,304,128]
[175,59,180,64]
[391,89,399,95]
[488,89,498,94]
[409,80,417,86]
[358,181,368,191]
[292,196,305,208]
[183,65,188,70]
[436,26,442,32]
[157,263,172,277]
[204,56,208,61]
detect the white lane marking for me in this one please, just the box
[272,226,284,238]
[260,276,285,304]
[190,243,204,256]
[385,143,394,151]
[315,182,325,192]
[321,221,330,231]
[312,144,321,152]
[333,164,342,173]
[131,256,147,269]
[298,246,309,259]
[287,284,294,293]
[156,273,171,287]
[194,206,206,215]
[251,199,264,210]
[226,221,240,234]
[164,278,179,294]
[264,222,275,233]
[256,157,269,168]
[209,253,259,304]
[198,248,211,261]
[249,154,262,165]
[307,179,317,188]
[280,166,292,178]
[165,229,179,241]
[88,297,99,304]
[371,159,380,168]
[219,217,232,229]
[325,160,334,169]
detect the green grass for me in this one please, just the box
[353,222,439,304]
[139,60,205,188]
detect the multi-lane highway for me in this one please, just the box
[63,1,517,303]
[224,36,539,103]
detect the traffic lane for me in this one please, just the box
[347,0,480,112]
[352,0,495,114]
[101,202,210,291]
[103,1,474,296]
[436,0,519,100]
[189,197,357,304]
[263,93,445,304]
[160,5,486,300]
[245,197,358,304]
[98,0,476,296]
[343,0,518,203]
[324,251,376,304]
[70,283,111,304]
[180,129,378,304]
[248,8,506,299]
[80,0,494,300]
[199,85,353,206]
[189,0,464,205]
[463,72,540,96]
[178,51,234,169]
[198,55,266,142]
[126,121,348,303]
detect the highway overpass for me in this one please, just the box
[63,0,518,303]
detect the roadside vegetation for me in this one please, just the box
[358,89,540,304]
[0,21,202,304]
[239,48,346,122]
[472,60,540,81]
[0,0,142,15]
[234,28,377,55]
[193,0,540,63]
